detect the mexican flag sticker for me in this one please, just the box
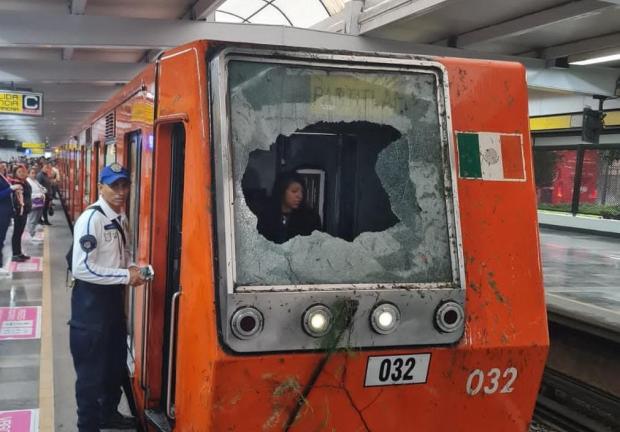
[456,132,526,181]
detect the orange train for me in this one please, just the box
[58,36,548,431]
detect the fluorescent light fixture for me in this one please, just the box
[570,53,620,66]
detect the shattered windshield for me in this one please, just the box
[228,60,453,287]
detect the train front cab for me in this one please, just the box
[140,43,549,431]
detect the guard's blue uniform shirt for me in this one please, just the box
[72,197,132,285]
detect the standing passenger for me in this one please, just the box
[10,165,32,261]
[50,160,60,198]
[70,163,145,431]
[26,167,46,243]
[0,165,22,275]
[36,163,53,225]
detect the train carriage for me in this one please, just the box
[61,37,548,431]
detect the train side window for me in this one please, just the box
[75,149,80,191]
[104,143,116,165]
[84,147,91,203]
[225,60,455,288]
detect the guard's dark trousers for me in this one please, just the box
[69,281,126,432]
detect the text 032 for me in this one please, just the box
[365,354,431,387]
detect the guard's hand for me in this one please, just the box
[10,184,22,191]
[128,266,145,286]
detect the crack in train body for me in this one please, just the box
[58,39,548,431]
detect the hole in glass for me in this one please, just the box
[242,122,401,243]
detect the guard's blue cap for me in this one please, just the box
[99,162,130,185]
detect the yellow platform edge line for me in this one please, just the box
[39,227,55,431]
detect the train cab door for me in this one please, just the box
[145,123,185,430]
[162,124,185,422]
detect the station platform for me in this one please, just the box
[1,208,618,431]
[0,202,134,432]
[540,227,620,342]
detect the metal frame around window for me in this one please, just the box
[210,47,465,295]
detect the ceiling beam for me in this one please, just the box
[455,0,612,48]
[0,48,61,61]
[63,0,89,60]
[189,0,226,20]
[0,59,143,83]
[344,0,364,35]
[44,101,100,111]
[29,84,120,102]
[69,0,88,14]
[62,48,75,60]
[358,0,458,35]
[526,66,620,95]
[542,32,620,59]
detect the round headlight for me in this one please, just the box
[434,301,464,333]
[231,307,263,339]
[303,304,333,337]
[370,303,400,334]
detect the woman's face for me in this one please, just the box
[283,181,303,210]
[16,167,27,180]
[28,169,36,179]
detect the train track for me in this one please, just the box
[534,368,620,432]
[533,315,620,432]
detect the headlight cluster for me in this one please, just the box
[231,301,463,339]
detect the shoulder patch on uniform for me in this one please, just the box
[79,235,97,252]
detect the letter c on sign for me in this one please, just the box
[23,95,40,110]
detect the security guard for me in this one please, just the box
[70,162,145,431]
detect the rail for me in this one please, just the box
[534,369,620,432]
[533,316,620,432]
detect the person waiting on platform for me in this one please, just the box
[257,172,321,244]
[9,165,32,262]
[69,163,146,431]
[50,160,60,199]
[26,167,46,243]
[36,163,53,225]
[0,162,23,275]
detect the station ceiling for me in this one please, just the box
[0,0,618,147]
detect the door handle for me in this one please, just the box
[139,281,151,390]
[166,290,181,419]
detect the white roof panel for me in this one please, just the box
[252,6,291,26]
[216,0,339,28]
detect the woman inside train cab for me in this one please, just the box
[257,172,322,244]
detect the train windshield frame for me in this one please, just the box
[210,48,467,353]
[211,49,464,295]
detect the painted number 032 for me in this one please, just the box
[466,367,518,395]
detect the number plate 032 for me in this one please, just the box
[364,354,431,387]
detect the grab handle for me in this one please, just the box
[166,290,181,419]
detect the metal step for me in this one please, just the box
[144,410,172,432]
